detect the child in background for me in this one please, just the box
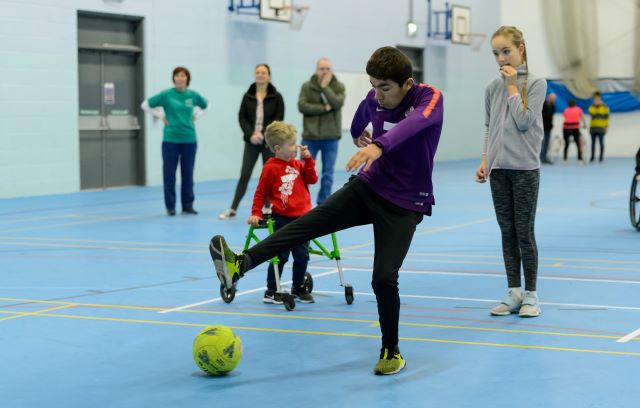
[588,91,610,162]
[248,121,318,304]
[563,100,586,163]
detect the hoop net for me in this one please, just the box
[459,32,487,51]
[283,5,309,30]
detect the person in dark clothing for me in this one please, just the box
[219,64,285,220]
[541,92,556,164]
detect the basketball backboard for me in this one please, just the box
[450,5,471,44]
[259,0,293,23]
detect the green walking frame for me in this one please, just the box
[219,215,354,311]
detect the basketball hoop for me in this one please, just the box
[457,32,487,51]
[284,5,309,30]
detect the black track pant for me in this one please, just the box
[231,142,273,210]
[245,177,424,349]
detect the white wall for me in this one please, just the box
[3,0,502,198]
[424,0,502,161]
[2,0,635,199]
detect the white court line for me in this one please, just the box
[346,217,495,250]
[313,290,640,312]
[159,269,339,313]
[400,270,640,285]
[160,261,640,314]
[321,266,640,285]
[616,328,640,343]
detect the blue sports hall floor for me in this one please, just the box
[1,158,639,408]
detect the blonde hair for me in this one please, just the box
[492,25,529,112]
[265,121,296,152]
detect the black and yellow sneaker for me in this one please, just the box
[373,347,406,375]
[209,235,245,289]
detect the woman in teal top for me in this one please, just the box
[142,66,208,215]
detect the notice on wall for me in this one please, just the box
[103,82,115,105]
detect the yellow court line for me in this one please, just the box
[1,297,636,342]
[2,239,639,268]
[0,236,205,248]
[0,241,203,254]
[11,311,640,358]
[0,304,75,322]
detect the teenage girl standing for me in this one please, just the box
[475,26,546,318]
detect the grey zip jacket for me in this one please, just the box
[484,64,546,173]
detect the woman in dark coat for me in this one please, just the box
[219,64,285,219]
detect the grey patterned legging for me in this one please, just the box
[489,169,540,291]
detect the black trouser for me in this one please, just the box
[245,177,424,349]
[563,129,582,161]
[266,214,309,291]
[540,130,551,162]
[489,169,540,291]
[636,148,640,174]
[590,130,605,161]
[231,142,274,210]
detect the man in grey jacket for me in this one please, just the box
[298,58,346,204]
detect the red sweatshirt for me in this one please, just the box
[251,156,318,218]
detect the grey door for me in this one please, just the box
[78,13,144,190]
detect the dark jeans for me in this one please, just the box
[563,129,582,161]
[266,214,309,291]
[540,130,551,162]
[590,130,605,161]
[489,169,540,291]
[231,142,274,210]
[162,141,197,211]
[245,177,424,349]
[302,139,339,204]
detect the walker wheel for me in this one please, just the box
[303,272,314,293]
[345,285,354,305]
[283,294,296,311]
[220,284,236,303]
[630,175,640,230]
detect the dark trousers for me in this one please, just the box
[231,142,274,210]
[246,177,424,349]
[636,148,640,174]
[563,129,582,161]
[540,130,551,162]
[489,169,540,291]
[266,214,310,291]
[162,141,197,211]
[590,130,605,161]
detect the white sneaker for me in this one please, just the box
[490,289,522,316]
[218,209,236,220]
[519,291,541,317]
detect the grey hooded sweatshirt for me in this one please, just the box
[484,64,546,173]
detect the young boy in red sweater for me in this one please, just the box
[248,121,318,304]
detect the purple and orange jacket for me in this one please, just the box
[350,83,443,215]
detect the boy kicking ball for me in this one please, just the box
[209,46,443,375]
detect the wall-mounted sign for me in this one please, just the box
[103,82,115,105]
